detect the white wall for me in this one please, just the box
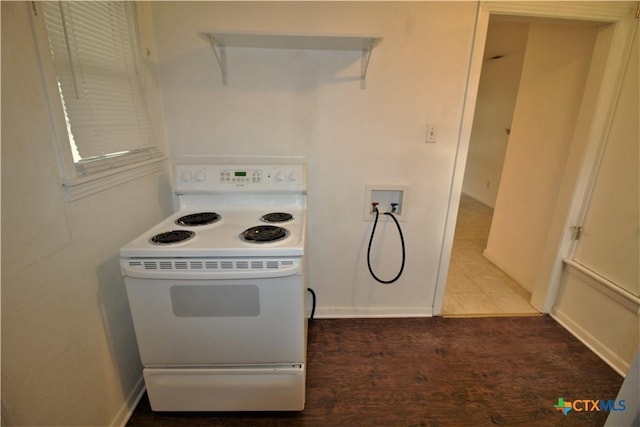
[462,20,528,208]
[1,2,173,425]
[151,1,478,316]
[484,22,598,292]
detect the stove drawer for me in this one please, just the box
[144,365,305,411]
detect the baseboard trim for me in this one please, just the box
[315,306,433,319]
[460,190,495,209]
[111,375,146,427]
[443,312,542,319]
[551,310,628,376]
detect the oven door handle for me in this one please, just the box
[121,259,302,280]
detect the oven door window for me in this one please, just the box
[170,285,260,317]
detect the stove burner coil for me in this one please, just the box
[176,212,221,226]
[240,225,289,243]
[261,212,294,223]
[150,230,195,245]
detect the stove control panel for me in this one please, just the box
[220,169,262,184]
[175,164,306,193]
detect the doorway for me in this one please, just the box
[442,18,534,317]
[441,14,608,317]
[442,194,539,316]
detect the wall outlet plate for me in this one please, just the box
[425,123,437,143]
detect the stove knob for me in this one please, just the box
[195,170,206,182]
[276,169,285,181]
[180,170,192,182]
[289,169,298,182]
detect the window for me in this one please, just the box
[34,1,163,199]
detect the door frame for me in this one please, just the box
[433,1,638,315]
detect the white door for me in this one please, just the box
[568,25,639,297]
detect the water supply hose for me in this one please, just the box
[307,288,316,321]
[367,207,406,284]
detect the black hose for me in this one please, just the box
[307,288,316,321]
[367,207,406,284]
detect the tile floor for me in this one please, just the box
[442,194,540,317]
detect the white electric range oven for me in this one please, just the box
[120,163,307,411]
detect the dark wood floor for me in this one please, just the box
[127,316,623,426]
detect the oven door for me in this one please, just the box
[123,258,306,366]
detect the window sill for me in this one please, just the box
[63,156,166,201]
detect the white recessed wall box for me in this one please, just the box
[363,185,408,221]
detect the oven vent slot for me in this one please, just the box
[144,261,157,270]
[129,259,298,271]
[189,261,203,269]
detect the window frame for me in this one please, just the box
[31,1,165,201]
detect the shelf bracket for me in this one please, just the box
[360,40,375,90]
[200,32,380,89]
[206,35,228,86]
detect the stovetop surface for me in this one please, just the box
[120,207,305,258]
[121,163,307,258]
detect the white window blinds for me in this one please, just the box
[42,1,160,174]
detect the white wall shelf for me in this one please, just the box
[198,31,382,89]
